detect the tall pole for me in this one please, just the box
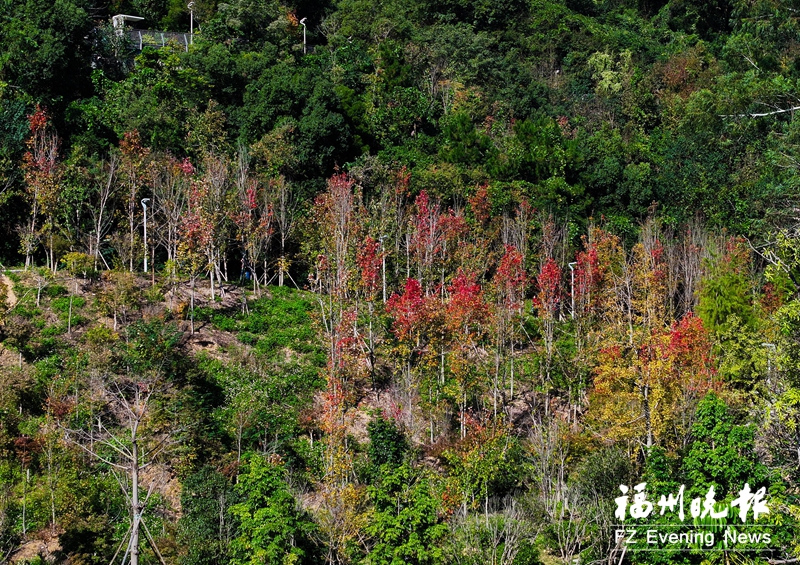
[568,262,577,319]
[141,198,150,273]
[299,17,307,54]
[188,2,194,44]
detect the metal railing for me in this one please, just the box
[126,29,192,51]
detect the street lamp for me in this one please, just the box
[379,235,388,303]
[568,262,577,319]
[141,198,150,273]
[188,2,195,44]
[299,17,307,54]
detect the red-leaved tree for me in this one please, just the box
[21,106,61,270]
[491,244,527,408]
[444,271,491,438]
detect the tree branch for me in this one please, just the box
[720,106,800,118]
[140,518,169,565]
[60,426,129,470]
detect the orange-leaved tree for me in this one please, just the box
[591,312,719,453]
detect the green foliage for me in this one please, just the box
[206,354,323,458]
[51,296,85,314]
[241,288,322,358]
[440,112,492,166]
[713,314,766,388]
[698,265,755,334]
[445,501,541,565]
[443,427,524,509]
[102,48,210,151]
[237,331,258,346]
[229,455,317,565]
[776,299,800,387]
[195,291,324,459]
[61,252,98,280]
[53,466,126,565]
[82,324,118,346]
[425,0,528,31]
[240,62,354,183]
[367,415,408,467]
[97,271,140,327]
[366,463,446,565]
[0,0,93,106]
[178,466,237,565]
[143,285,165,304]
[117,319,183,375]
[44,284,67,298]
[0,99,27,259]
[200,0,291,49]
[211,312,237,332]
[192,306,215,322]
[683,393,770,496]
[578,445,635,499]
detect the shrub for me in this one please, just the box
[238,332,258,346]
[51,297,86,314]
[41,325,65,337]
[62,252,99,280]
[83,324,118,345]
[144,286,165,304]
[44,284,67,298]
[194,307,214,322]
[367,416,408,467]
[212,313,237,332]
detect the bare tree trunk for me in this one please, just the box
[68,294,73,334]
[92,156,117,270]
[131,436,140,565]
[191,276,196,335]
[642,382,653,450]
[21,467,27,536]
[210,268,215,302]
[46,442,56,533]
[510,342,515,401]
[24,203,37,270]
[60,375,174,565]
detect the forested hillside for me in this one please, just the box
[2,0,800,563]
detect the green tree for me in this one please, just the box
[240,62,354,189]
[683,393,770,496]
[102,48,210,152]
[0,99,28,261]
[0,0,93,106]
[440,112,491,166]
[367,415,408,468]
[229,454,317,565]
[366,463,446,565]
[178,466,237,565]
[697,263,755,334]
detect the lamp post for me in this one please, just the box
[568,262,577,319]
[188,2,194,44]
[379,235,388,303]
[299,17,307,54]
[141,198,150,273]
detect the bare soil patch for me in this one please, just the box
[1,273,17,309]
